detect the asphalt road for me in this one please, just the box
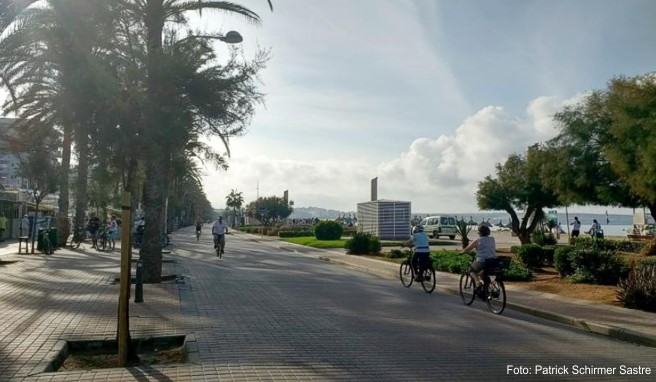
[170,228,656,381]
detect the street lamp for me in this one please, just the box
[218,31,243,44]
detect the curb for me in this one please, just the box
[317,255,656,348]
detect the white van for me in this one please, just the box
[420,216,457,239]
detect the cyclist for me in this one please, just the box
[211,216,229,256]
[87,214,101,249]
[461,225,496,289]
[405,225,430,281]
[195,217,203,241]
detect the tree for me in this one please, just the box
[549,76,654,220]
[225,189,244,228]
[133,0,270,283]
[476,147,560,244]
[245,196,292,226]
[5,121,59,253]
[603,74,656,220]
[0,0,121,245]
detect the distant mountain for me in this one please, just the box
[289,206,355,219]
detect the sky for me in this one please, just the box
[196,1,656,213]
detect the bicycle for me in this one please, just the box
[399,247,436,293]
[213,233,226,258]
[69,226,86,249]
[132,232,172,249]
[459,253,507,314]
[98,229,108,251]
[196,227,201,241]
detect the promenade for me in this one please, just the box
[0,230,654,381]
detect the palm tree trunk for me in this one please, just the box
[56,125,72,246]
[74,132,90,241]
[141,159,166,283]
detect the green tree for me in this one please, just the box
[603,74,656,219]
[134,0,270,282]
[5,121,59,253]
[245,196,292,225]
[476,147,560,244]
[226,189,244,228]
[0,0,120,244]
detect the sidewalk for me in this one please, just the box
[270,236,656,348]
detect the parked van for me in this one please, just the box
[419,216,457,239]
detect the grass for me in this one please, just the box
[281,237,347,248]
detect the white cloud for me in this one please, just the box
[203,95,578,213]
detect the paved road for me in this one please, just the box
[169,229,656,381]
[5,227,656,381]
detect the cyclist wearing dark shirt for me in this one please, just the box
[87,215,101,249]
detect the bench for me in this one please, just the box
[18,236,30,254]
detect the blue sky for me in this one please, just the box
[195,0,656,213]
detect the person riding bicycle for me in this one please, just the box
[195,217,202,237]
[461,225,496,289]
[212,216,228,256]
[405,225,431,282]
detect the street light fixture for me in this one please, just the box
[218,31,243,44]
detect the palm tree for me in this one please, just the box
[129,0,270,283]
[226,189,244,228]
[0,0,120,242]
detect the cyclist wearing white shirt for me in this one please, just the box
[212,217,229,255]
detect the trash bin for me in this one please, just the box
[37,229,45,251]
[48,228,58,249]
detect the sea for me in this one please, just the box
[414,212,655,237]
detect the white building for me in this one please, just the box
[357,199,411,240]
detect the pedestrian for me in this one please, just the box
[87,214,101,249]
[108,215,118,250]
[20,214,30,237]
[588,219,601,237]
[570,216,581,238]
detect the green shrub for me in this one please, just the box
[515,244,545,269]
[368,236,382,254]
[574,237,645,253]
[278,230,314,238]
[385,249,411,259]
[639,239,656,257]
[345,232,379,254]
[542,245,556,265]
[568,249,630,285]
[314,221,344,240]
[554,245,576,276]
[503,260,533,281]
[616,262,656,312]
[430,250,470,274]
[532,231,557,246]
[510,245,521,254]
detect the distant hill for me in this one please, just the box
[289,206,355,220]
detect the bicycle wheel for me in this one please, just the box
[485,279,506,314]
[421,267,436,293]
[196,231,200,241]
[459,273,476,305]
[100,236,107,251]
[399,261,414,287]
